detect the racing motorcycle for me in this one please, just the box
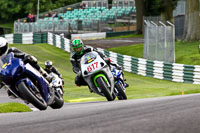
[48,72,64,109]
[112,66,127,100]
[80,51,127,101]
[0,52,61,110]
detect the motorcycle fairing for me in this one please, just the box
[24,63,49,101]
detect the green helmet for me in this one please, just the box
[71,39,84,55]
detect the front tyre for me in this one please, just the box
[96,77,113,101]
[115,83,127,100]
[18,81,47,110]
[50,88,64,109]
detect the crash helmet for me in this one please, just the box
[71,39,84,55]
[0,37,8,57]
[45,61,53,69]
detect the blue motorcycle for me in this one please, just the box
[112,67,127,100]
[0,52,63,110]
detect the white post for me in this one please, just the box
[37,0,40,22]
[167,21,175,63]
[159,21,167,61]
[151,21,158,60]
[144,20,149,59]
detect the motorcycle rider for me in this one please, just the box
[70,38,129,92]
[0,37,53,99]
[44,60,64,85]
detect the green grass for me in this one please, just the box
[7,43,200,103]
[175,41,200,65]
[108,43,144,57]
[108,41,200,65]
[125,72,200,99]
[0,103,32,113]
[106,34,143,39]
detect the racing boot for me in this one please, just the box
[88,86,93,93]
[125,83,129,88]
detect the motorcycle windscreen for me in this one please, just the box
[0,53,13,71]
[81,52,97,65]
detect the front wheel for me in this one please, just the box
[18,81,47,110]
[96,77,113,101]
[115,83,127,100]
[50,87,64,109]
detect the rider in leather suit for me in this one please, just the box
[0,37,51,98]
[70,39,128,91]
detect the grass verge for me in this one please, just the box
[0,103,32,113]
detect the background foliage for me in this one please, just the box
[0,0,81,23]
[144,0,178,16]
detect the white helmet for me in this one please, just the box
[0,37,8,57]
[45,61,53,68]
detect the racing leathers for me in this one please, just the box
[70,46,122,86]
[44,66,64,85]
[44,66,61,78]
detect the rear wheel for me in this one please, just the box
[18,81,47,110]
[96,77,113,101]
[115,83,127,100]
[50,87,64,109]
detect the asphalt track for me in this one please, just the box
[84,38,144,49]
[1,92,200,133]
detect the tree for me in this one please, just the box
[135,0,144,34]
[136,0,178,34]
[160,0,178,22]
[0,0,22,22]
[144,0,161,16]
[183,0,200,41]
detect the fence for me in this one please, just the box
[143,20,175,63]
[3,32,200,84]
[16,3,81,23]
[14,6,136,33]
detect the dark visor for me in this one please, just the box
[0,43,8,56]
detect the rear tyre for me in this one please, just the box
[18,81,47,110]
[50,88,64,109]
[96,77,113,101]
[115,83,127,100]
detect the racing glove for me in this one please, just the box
[104,57,111,65]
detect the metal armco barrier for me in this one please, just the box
[2,32,47,44]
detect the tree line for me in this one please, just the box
[0,0,81,23]
[1,0,178,23]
